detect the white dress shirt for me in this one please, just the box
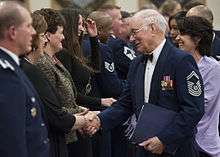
[0,46,20,65]
[144,39,166,103]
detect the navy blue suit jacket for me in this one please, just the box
[0,49,49,157]
[98,41,204,156]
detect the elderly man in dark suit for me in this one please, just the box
[0,1,49,157]
[87,9,204,157]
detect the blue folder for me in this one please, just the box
[129,103,177,144]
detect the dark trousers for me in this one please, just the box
[91,130,111,157]
[135,146,172,157]
[199,151,210,157]
[68,133,93,157]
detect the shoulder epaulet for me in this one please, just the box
[0,58,15,71]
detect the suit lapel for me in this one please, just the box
[135,55,146,110]
[149,41,171,104]
[0,50,38,95]
[0,49,19,69]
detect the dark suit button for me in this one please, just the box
[43,138,49,144]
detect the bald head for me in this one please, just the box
[186,5,213,24]
[0,1,27,39]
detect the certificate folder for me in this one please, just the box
[130,103,177,144]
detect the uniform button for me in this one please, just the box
[41,123,45,127]
[31,97,36,103]
[43,138,49,144]
[31,107,37,118]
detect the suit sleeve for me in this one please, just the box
[0,69,27,157]
[21,62,75,134]
[98,61,135,130]
[76,93,106,111]
[157,55,204,150]
[88,37,101,72]
[95,47,124,98]
[31,74,75,133]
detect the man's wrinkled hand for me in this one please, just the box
[139,137,165,155]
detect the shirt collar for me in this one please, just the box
[151,39,166,63]
[0,46,20,65]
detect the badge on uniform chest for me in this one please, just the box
[161,75,174,90]
[30,97,37,118]
[31,107,37,118]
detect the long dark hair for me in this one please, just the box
[168,11,186,29]
[178,16,213,56]
[60,8,93,72]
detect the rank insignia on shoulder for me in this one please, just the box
[105,62,114,72]
[123,46,136,60]
[31,107,37,118]
[161,75,174,90]
[187,71,202,97]
[0,59,15,71]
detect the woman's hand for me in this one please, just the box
[85,18,98,37]
[101,98,117,107]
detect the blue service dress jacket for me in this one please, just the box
[0,49,49,157]
[82,37,125,98]
[107,35,136,80]
[98,41,205,157]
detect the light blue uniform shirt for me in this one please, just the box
[196,56,220,157]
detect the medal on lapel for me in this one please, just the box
[161,75,174,90]
[31,107,37,118]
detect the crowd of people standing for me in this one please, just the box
[0,0,220,157]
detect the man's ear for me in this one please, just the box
[150,23,160,34]
[8,26,17,40]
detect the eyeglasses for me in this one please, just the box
[130,25,146,36]
[39,33,46,39]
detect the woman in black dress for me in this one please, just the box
[58,8,115,157]
[21,11,87,157]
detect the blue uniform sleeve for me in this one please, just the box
[98,61,135,130]
[0,69,27,157]
[95,45,125,98]
[157,55,204,150]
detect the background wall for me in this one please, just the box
[29,0,220,29]
[207,0,220,29]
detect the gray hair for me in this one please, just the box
[134,9,168,34]
[0,1,26,39]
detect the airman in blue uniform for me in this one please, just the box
[0,1,49,157]
[107,35,137,80]
[82,37,125,98]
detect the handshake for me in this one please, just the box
[73,109,101,135]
